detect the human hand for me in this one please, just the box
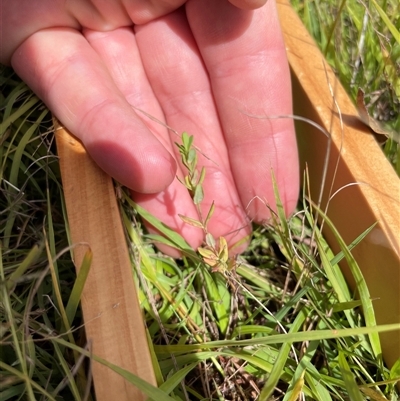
[2,0,299,255]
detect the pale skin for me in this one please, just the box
[1,0,299,256]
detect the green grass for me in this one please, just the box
[1,1,400,400]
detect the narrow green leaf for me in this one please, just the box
[53,338,180,401]
[146,329,164,387]
[0,95,39,135]
[144,234,194,257]
[202,269,230,335]
[259,308,307,400]
[313,205,382,359]
[198,166,206,185]
[329,223,376,266]
[9,108,47,188]
[193,183,204,205]
[287,371,305,401]
[332,300,363,312]
[313,223,353,312]
[0,362,57,401]
[204,201,215,229]
[271,169,289,239]
[6,244,42,290]
[390,358,400,380]
[129,200,195,256]
[338,351,364,401]
[176,175,189,189]
[52,342,82,400]
[154,323,400,352]
[304,363,333,401]
[65,249,92,325]
[370,0,400,45]
[159,363,197,394]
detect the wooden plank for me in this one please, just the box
[55,121,156,401]
[277,0,400,369]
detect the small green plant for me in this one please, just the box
[175,132,206,206]
[175,131,238,276]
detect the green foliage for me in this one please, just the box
[128,161,400,399]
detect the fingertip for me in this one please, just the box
[228,0,268,10]
[87,139,177,193]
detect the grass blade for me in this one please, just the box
[338,351,364,401]
[370,0,400,45]
[311,204,382,359]
[258,308,307,400]
[65,249,92,326]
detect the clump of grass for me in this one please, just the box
[118,133,400,400]
[291,0,400,174]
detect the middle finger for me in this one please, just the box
[135,9,252,251]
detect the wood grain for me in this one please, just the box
[277,0,400,370]
[55,120,156,401]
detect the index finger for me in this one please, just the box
[11,28,176,193]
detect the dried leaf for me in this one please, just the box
[356,88,399,143]
[287,371,305,401]
[204,201,215,229]
[178,214,204,229]
[218,236,229,263]
[360,386,390,401]
[198,247,219,267]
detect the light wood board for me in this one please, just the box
[55,121,156,401]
